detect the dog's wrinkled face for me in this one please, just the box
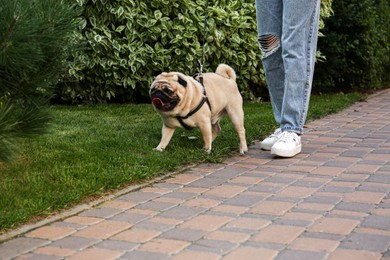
[150,73,187,112]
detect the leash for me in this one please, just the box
[176,0,211,131]
[198,0,210,85]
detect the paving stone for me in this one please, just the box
[224,246,278,260]
[135,201,177,211]
[138,238,190,254]
[179,215,232,231]
[14,253,63,260]
[289,237,339,252]
[208,166,248,179]
[341,233,390,252]
[74,221,133,239]
[117,191,160,203]
[0,237,49,260]
[157,206,205,220]
[79,208,123,218]
[160,191,198,200]
[357,183,390,193]
[340,151,370,158]
[171,250,220,260]
[34,246,76,257]
[308,217,360,235]
[93,239,138,251]
[50,236,100,250]
[189,239,237,254]
[304,195,342,204]
[187,177,227,188]
[225,218,271,231]
[343,191,386,204]
[205,230,250,243]
[335,202,376,212]
[302,232,346,241]
[65,216,103,225]
[328,249,382,260]
[276,186,318,199]
[291,180,325,188]
[223,194,265,207]
[267,196,303,203]
[164,173,203,185]
[250,201,296,216]
[133,220,175,231]
[368,174,390,184]
[361,215,390,230]
[118,250,169,260]
[248,184,285,193]
[112,228,161,243]
[294,202,334,213]
[109,211,152,224]
[273,218,313,227]
[159,228,206,242]
[67,248,123,260]
[203,185,247,198]
[319,185,356,193]
[275,249,328,260]
[26,226,76,240]
[323,161,355,168]
[251,225,305,244]
[262,176,297,184]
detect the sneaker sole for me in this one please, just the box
[271,145,302,158]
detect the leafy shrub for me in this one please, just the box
[314,0,390,92]
[59,0,333,103]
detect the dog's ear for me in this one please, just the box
[177,76,187,87]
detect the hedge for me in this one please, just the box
[314,0,390,92]
[58,0,333,103]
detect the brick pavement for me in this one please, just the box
[1,89,389,259]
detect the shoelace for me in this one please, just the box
[278,131,297,143]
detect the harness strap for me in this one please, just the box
[176,75,212,130]
[176,96,209,130]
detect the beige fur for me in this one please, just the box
[150,64,248,154]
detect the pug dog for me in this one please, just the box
[150,64,248,154]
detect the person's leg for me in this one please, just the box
[279,0,321,134]
[271,0,321,157]
[255,0,284,125]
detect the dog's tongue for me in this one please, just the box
[152,98,164,107]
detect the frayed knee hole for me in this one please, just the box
[258,34,280,57]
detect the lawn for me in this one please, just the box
[0,92,363,232]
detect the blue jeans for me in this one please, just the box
[255,0,321,134]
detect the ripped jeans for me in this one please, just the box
[255,0,321,134]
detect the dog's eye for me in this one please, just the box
[164,87,173,95]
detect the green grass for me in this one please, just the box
[0,92,364,231]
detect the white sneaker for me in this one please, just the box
[260,128,282,150]
[271,131,302,157]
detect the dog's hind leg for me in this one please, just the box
[226,106,248,154]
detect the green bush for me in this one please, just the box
[59,0,333,103]
[314,0,390,92]
[0,0,79,161]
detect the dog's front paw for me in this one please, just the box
[204,148,212,154]
[239,148,248,155]
[153,147,165,152]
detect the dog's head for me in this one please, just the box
[150,72,188,112]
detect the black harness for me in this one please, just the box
[176,75,211,130]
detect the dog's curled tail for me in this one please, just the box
[216,64,236,81]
